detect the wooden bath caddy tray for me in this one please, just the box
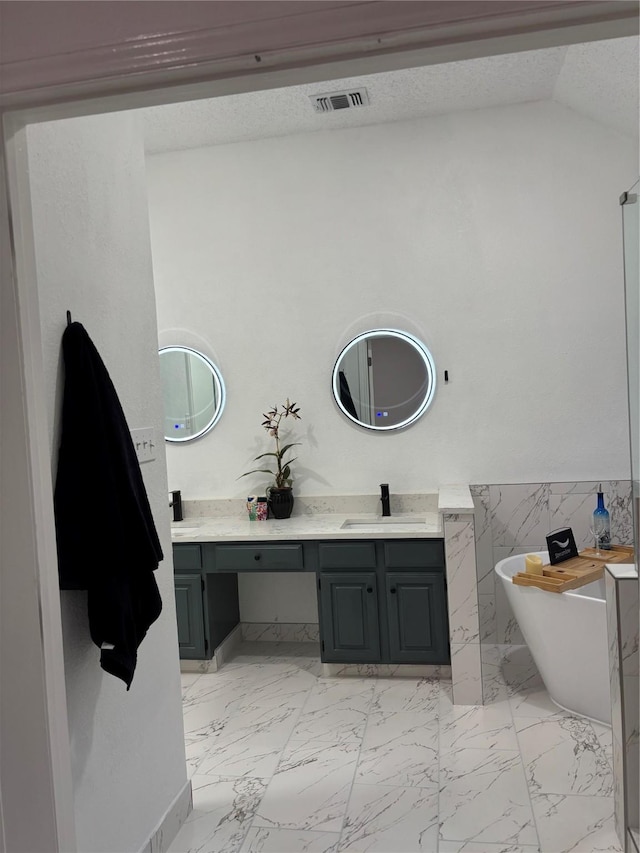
[512,545,634,593]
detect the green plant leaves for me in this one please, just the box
[239,468,275,478]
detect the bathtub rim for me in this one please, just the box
[494,550,606,602]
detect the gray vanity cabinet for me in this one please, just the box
[385,572,448,663]
[317,539,449,665]
[173,537,449,665]
[319,572,381,662]
[174,573,206,658]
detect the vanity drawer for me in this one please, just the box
[318,541,377,570]
[173,544,203,572]
[215,543,304,571]
[383,540,445,570]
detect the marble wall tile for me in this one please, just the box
[623,674,639,834]
[479,594,497,643]
[549,481,602,495]
[489,484,550,548]
[613,732,626,847]
[444,518,480,644]
[241,623,320,643]
[618,578,639,678]
[495,580,525,646]
[451,643,483,705]
[549,492,596,551]
[610,481,634,545]
[146,780,192,853]
[320,663,446,678]
[472,487,495,595]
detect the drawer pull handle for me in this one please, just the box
[366,586,373,593]
[390,587,397,594]
[254,554,261,561]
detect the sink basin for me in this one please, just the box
[172,527,200,536]
[340,517,427,530]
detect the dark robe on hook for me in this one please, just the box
[54,322,163,689]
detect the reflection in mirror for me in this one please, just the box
[159,346,225,442]
[332,330,436,430]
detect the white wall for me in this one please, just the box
[147,100,637,502]
[26,112,187,853]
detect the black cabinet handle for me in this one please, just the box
[254,553,261,561]
[390,587,397,594]
[366,586,373,593]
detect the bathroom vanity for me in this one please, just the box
[171,511,449,663]
[173,531,449,665]
[171,486,483,705]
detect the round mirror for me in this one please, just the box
[332,329,436,430]
[159,346,226,442]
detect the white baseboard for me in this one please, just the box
[179,623,244,673]
[139,777,192,853]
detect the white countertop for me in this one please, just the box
[171,511,443,543]
[438,484,475,515]
[605,563,638,580]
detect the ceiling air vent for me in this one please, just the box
[310,88,370,114]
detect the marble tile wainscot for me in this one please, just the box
[440,486,483,705]
[606,563,639,851]
[471,480,633,647]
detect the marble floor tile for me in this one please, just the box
[196,704,300,779]
[439,699,519,752]
[508,685,563,719]
[253,740,360,833]
[167,774,267,853]
[515,716,613,797]
[370,676,440,715]
[355,712,439,788]
[531,792,622,853]
[291,679,375,743]
[439,843,540,853]
[439,748,538,846]
[337,783,439,852]
[240,827,340,852]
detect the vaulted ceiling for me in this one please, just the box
[141,36,638,153]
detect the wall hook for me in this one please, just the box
[66,310,72,326]
[444,370,449,383]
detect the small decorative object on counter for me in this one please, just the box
[240,398,302,520]
[246,496,257,520]
[546,527,579,564]
[592,485,611,551]
[256,498,269,520]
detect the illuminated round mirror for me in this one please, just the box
[159,346,225,442]
[332,329,436,431]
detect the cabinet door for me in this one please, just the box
[174,573,206,659]
[386,572,449,664]
[319,572,380,662]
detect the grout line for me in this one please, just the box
[333,674,376,848]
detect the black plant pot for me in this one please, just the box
[268,488,294,520]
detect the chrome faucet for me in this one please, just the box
[380,483,391,517]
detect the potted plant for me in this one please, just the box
[241,399,302,519]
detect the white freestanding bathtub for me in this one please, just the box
[495,551,611,725]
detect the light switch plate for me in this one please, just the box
[131,427,156,463]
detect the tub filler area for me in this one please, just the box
[495,551,611,724]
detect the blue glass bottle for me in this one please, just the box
[593,486,611,550]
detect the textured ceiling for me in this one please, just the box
[141,37,638,154]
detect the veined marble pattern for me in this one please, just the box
[444,518,480,644]
[241,623,320,643]
[169,641,620,853]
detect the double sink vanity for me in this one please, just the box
[171,486,482,705]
